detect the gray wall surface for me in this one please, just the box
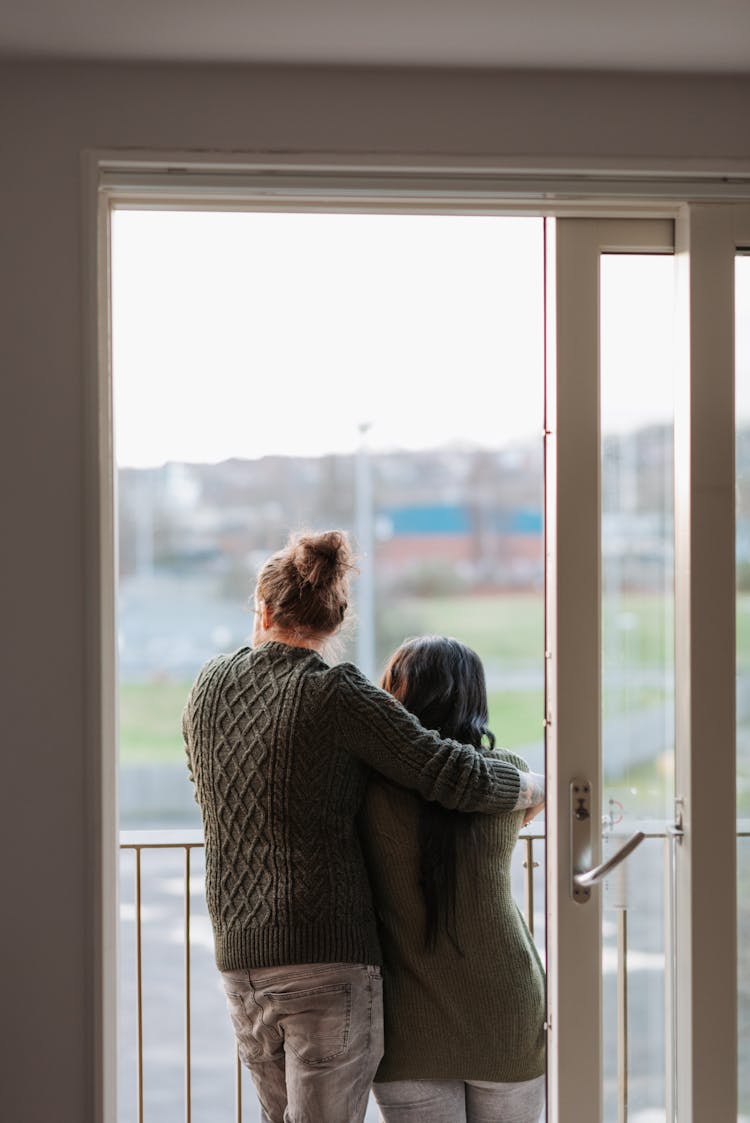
[1,60,749,1121]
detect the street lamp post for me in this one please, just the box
[355,422,376,679]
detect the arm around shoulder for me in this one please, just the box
[331,663,524,813]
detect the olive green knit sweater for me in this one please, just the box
[182,642,523,972]
[362,752,546,1084]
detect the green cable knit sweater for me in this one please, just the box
[362,752,546,1083]
[182,642,523,972]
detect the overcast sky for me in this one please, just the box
[111,210,743,469]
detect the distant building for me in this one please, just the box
[377,502,543,590]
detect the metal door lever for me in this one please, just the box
[570,777,645,903]
[573,831,646,891]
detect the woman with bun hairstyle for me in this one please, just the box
[182,531,544,1123]
[363,636,546,1123]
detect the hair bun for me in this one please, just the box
[290,530,354,590]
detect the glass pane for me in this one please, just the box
[112,211,546,1123]
[736,253,750,1122]
[600,253,675,1122]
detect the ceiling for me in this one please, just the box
[1,0,749,71]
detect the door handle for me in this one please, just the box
[570,777,646,903]
[574,832,646,891]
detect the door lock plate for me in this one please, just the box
[571,778,592,903]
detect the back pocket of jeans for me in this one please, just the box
[270,982,352,1064]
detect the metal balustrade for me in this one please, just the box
[119,826,750,1123]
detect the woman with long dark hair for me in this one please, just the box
[363,636,546,1123]
[182,533,544,1123]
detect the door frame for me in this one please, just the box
[82,152,750,1122]
[672,203,750,1123]
[545,217,676,1123]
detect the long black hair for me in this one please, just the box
[381,636,495,952]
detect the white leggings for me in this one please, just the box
[372,1075,545,1123]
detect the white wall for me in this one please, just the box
[1,60,749,1120]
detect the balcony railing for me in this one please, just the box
[120,826,747,1123]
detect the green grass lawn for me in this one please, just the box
[119,679,192,763]
[378,592,543,667]
[486,689,543,750]
[383,590,679,667]
[740,597,750,668]
[119,589,694,765]
[118,680,545,763]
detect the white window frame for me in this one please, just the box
[81,152,750,1123]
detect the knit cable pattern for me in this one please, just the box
[183,643,523,971]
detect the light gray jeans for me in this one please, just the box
[372,1075,545,1123]
[221,962,384,1123]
